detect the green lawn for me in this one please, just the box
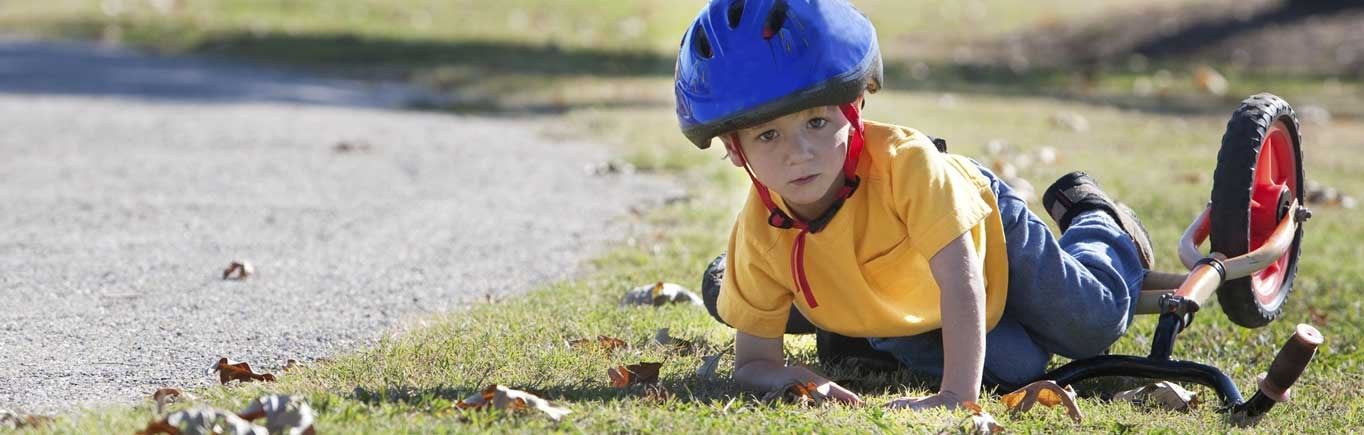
[3,0,1363,433]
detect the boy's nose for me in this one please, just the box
[788,136,817,163]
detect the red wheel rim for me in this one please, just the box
[1248,120,1296,304]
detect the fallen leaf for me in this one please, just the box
[1036,146,1058,165]
[0,409,52,429]
[139,408,266,435]
[1113,381,1199,412]
[960,402,1006,434]
[990,159,1018,179]
[153,388,194,415]
[608,362,663,387]
[456,385,571,421]
[1049,112,1089,132]
[212,358,277,385]
[567,335,629,352]
[1194,65,1229,96]
[619,282,703,307]
[1001,380,1083,423]
[696,350,728,382]
[1309,307,1329,326]
[222,261,254,280]
[643,384,672,402]
[237,395,315,435]
[652,328,695,354]
[761,381,828,406]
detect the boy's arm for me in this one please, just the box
[734,331,863,405]
[887,232,985,410]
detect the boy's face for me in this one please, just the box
[722,105,850,218]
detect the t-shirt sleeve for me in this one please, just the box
[716,221,792,339]
[890,134,993,259]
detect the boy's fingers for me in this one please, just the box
[820,382,863,406]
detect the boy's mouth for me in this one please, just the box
[789,174,820,186]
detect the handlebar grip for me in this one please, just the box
[1258,324,1324,402]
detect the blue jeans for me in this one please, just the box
[866,162,1146,389]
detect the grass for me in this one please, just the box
[15,89,1364,433]
[4,0,1364,433]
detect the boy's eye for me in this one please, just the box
[807,118,828,129]
[757,130,778,142]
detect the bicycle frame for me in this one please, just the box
[1034,201,1321,422]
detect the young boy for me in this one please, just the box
[676,0,1155,409]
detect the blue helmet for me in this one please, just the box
[674,0,883,149]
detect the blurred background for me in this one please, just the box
[2,0,1363,422]
[2,0,1361,119]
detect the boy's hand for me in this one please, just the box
[813,379,863,406]
[884,391,963,411]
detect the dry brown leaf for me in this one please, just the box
[456,385,571,421]
[1113,381,1199,412]
[761,381,828,406]
[1194,65,1229,96]
[608,362,663,387]
[960,402,1006,434]
[212,358,277,385]
[152,388,192,415]
[237,395,315,435]
[282,359,302,372]
[139,408,266,435]
[222,261,254,280]
[652,328,695,354]
[0,409,53,429]
[1001,380,1083,423]
[619,282,702,307]
[567,335,629,352]
[1309,307,1329,326]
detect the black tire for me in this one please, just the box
[1210,93,1305,328]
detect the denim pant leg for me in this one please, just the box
[993,171,1146,359]
[867,162,1146,386]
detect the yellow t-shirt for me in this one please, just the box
[717,120,1009,339]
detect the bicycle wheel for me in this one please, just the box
[1209,93,1305,328]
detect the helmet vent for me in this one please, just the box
[692,24,713,58]
[726,0,745,29]
[762,0,788,40]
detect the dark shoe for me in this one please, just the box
[1043,171,1156,269]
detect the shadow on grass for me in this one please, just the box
[1122,0,1364,63]
[342,362,938,409]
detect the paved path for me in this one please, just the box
[0,38,679,413]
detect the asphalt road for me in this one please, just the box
[0,37,679,413]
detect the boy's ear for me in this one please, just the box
[719,136,746,167]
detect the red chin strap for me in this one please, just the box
[729,102,865,309]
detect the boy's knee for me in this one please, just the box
[1052,318,1128,359]
[984,348,1049,389]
